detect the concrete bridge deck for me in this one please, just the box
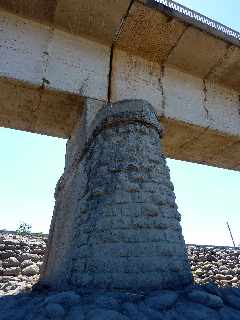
[0,0,239,170]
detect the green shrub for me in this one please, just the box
[16,221,32,236]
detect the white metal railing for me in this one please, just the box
[154,0,240,41]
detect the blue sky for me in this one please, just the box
[0,0,240,245]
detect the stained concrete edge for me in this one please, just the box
[139,0,240,48]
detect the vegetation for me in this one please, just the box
[16,221,32,236]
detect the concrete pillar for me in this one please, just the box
[41,99,192,290]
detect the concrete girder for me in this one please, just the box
[0,0,57,25]
[0,78,83,138]
[54,0,132,45]
[0,11,109,98]
[115,1,187,64]
[207,46,240,92]
[0,1,240,92]
[111,50,240,139]
[0,0,132,45]
[166,27,229,79]
[0,4,240,171]
[161,118,240,171]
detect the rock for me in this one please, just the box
[195,268,204,276]
[22,264,39,276]
[21,260,34,268]
[45,291,81,307]
[2,267,21,276]
[222,294,240,310]
[36,261,43,268]
[87,308,129,320]
[218,306,240,320]
[3,239,19,246]
[21,253,41,262]
[175,302,219,320]
[188,290,224,308]
[145,291,178,310]
[231,277,238,283]
[123,293,144,303]
[138,301,165,319]
[66,306,85,320]
[45,303,65,319]
[0,250,16,259]
[122,303,148,320]
[94,295,120,310]
[4,244,20,251]
[229,288,240,298]
[2,257,19,268]
[204,283,222,297]
[0,307,28,320]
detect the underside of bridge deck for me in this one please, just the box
[0,0,239,170]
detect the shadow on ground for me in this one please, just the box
[1,283,240,319]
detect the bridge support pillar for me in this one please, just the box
[41,99,192,290]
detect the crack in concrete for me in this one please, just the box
[208,138,240,166]
[33,25,55,129]
[203,43,234,80]
[32,26,58,277]
[42,25,55,82]
[107,0,135,103]
[158,65,166,116]
[163,24,189,64]
[78,78,89,96]
[238,95,240,116]
[202,79,209,120]
[178,126,210,151]
[107,46,114,103]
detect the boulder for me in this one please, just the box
[87,308,129,320]
[2,257,20,268]
[22,264,39,276]
[2,267,21,276]
[45,303,65,319]
[145,291,178,310]
[44,291,81,307]
[188,290,223,308]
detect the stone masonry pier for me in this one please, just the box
[41,100,192,290]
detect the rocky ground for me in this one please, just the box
[188,244,240,288]
[0,233,46,295]
[2,282,240,319]
[2,234,240,319]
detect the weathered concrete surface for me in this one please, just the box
[54,0,132,45]
[0,1,240,170]
[41,100,192,290]
[166,27,229,78]
[0,11,110,98]
[0,0,132,45]
[0,0,58,25]
[116,1,187,64]
[0,78,84,137]
[111,51,240,170]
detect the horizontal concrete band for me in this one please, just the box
[61,100,164,193]
[88,100,163,141]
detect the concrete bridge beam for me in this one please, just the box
[0,4,240,170]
